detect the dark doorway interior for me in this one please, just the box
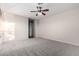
[28,18,35,38]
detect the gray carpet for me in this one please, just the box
[0,38,79,56]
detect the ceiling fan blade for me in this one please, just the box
[42,12,46,15]
[42,9,49,12]
[30,11,38,12]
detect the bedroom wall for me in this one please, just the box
[38,8,79,46]
[35,20,39,37]
[3,12,28,41]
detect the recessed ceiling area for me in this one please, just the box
[0,3,79,19]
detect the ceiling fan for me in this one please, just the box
[30,3,49,16]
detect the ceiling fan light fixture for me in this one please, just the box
[38,12,42,15]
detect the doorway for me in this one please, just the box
[28,18,35,38]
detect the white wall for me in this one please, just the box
[38,8,79,46]
[35,20,39,37]
[3,13,28,41]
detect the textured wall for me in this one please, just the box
[3,12,28,41]
[38,8,79,46]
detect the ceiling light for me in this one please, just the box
[38,12,42,15]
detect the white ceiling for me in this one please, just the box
[0,3,79,19]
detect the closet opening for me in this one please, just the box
[28,18,35,38]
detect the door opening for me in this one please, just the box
[28,18,35,38]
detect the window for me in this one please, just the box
[0,21,15,42]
